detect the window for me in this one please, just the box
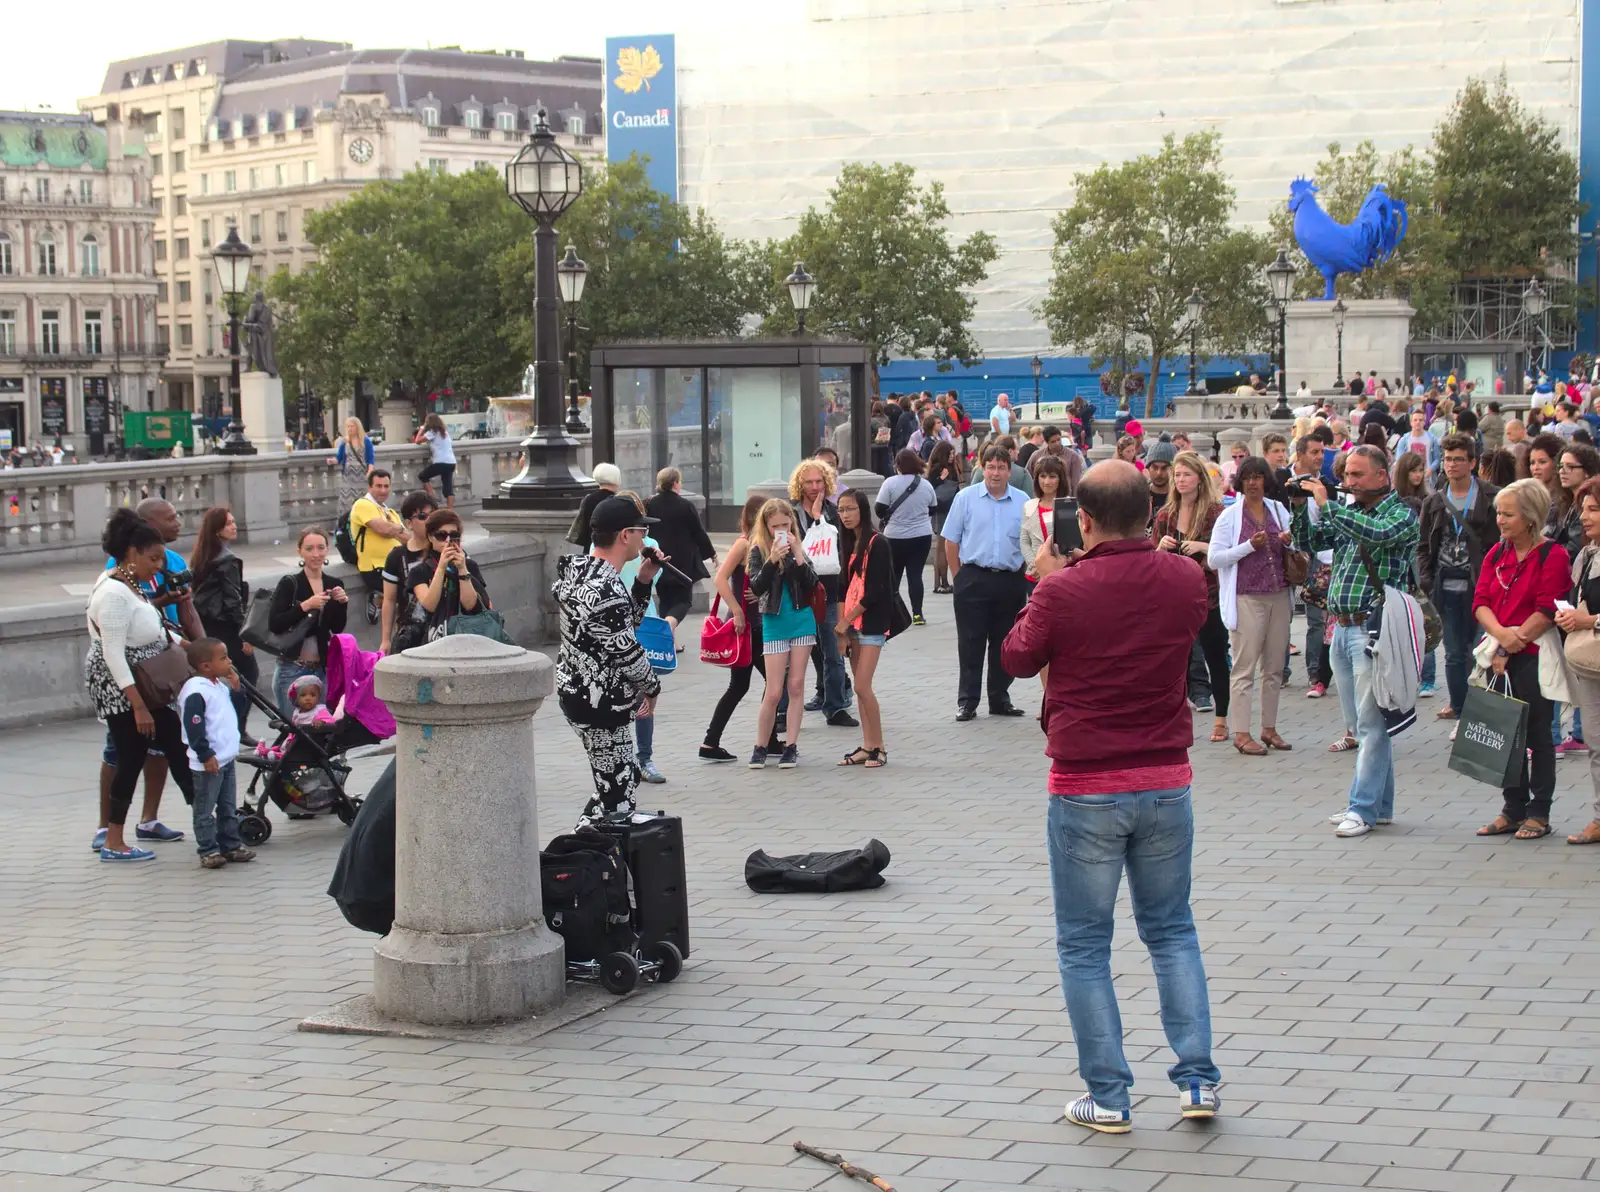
[40,309,60,354]
[175,238,189,260]
[37,178,50,203]
[152,197,164,216]
[248,214,261,243]
[275,211,289,242]
[171,150,185,174]
[178,323,193,348]
[170,108,186,139]
[205,318,214,352]
[177,280,191,303]
[428,158,448,173]
[84,310,103,353]
[81,235,100,277]
[203,272,212,306]
[0,309,14,355]
[224,169,236,193]
[150,154,162,176]
[567,115,585,136]
[174,194,187,216]
[153,239,167,262]
[274,164,285,188]
[157,323,169,350]
[472,160,491,171]
[0,234,11,275]
[496,111,516,132]
[200,218,211,248]
[248,167,260,190]
[156,280,169,302]
[422,105,439,126]
[144,111,162,138]
[303,160,317,185]
[463,107,481,129]
[78,178,94,204]
[37,236,56,275]
[200,173,211,195]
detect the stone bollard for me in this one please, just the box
[372,635,565,1025]
[836,467,886,502]
[745,478,791,504]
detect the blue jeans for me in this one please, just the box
[192,761,241,856]
[1046,788,1220,1111]
[273,659,324,723]
[1330,624,1395,825]
[1435,584,1477,715]
[1420,649,1437,686]
[635,713,654,764]
[1552,704,1583,744]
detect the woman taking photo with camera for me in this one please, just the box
[747,499,819,770]
[407,509,487,642]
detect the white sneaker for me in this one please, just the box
[1376,817,1393,826]
[1178,1080,1222,1120]
[1327,808,1354,824]
[1064,1093,1132,1134]
[1335,813,1371,837]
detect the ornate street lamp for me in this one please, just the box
[1524,278,1549,380]
[1184,287,1205,396]
[1030,355,1043,418]
[494,108,591,505]
[1266,249,1296,419]
[785,261,816,334]
[1331,297,1348,389]
[556,245,589,435]
[210,225,256,454]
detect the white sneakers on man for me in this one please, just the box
[1334,813,1371,837]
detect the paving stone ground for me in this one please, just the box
[2,596,1599,1192]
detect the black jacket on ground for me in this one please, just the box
[645,489,716,583]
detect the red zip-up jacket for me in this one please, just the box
[1002,537,1207,779]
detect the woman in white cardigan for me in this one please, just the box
[1208,457,1295,755]
[86,509,197,862]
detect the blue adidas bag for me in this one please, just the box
[636,614,677,674]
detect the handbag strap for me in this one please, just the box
[882,477,921,519]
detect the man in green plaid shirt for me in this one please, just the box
[1290,445,1420,839]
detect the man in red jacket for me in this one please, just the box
[1002,460,1221,1134]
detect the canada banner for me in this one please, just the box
[605,34,678,202]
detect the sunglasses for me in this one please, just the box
[431,531,463,543]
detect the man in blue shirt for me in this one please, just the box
[942,444,1030,720]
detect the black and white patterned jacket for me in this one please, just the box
[553,554,660,728]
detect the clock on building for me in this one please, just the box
[348,138,375,164]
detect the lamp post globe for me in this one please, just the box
[493,109,593,505]
[557,245,589,434]
[1330,297,1348,389]
[1184,286,1205,396]
[785,261,816,334]
[1265,249,1296,419]
[210,224,256,454]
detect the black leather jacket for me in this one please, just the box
[748,544,818,616]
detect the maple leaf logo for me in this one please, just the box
[614,44,663,94]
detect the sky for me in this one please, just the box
[5,0,804,112]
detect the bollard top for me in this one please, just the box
[375,634,554,715]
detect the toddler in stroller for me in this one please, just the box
[236,633,396,845]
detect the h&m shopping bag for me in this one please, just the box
[1447,674,1528,788]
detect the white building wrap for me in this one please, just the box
[676,0,1582,359]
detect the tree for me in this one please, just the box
[1433,71,1584,277]
[765,162,998,391]
[1040,131,1273,417]
[269,167,526,409]
[496,155,767,385]
[1266,140,1452,325]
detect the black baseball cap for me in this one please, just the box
[591,495,659,535]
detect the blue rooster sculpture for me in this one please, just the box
[1288,178,1408,300]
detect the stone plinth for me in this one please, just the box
[372,635,564,1025]
[379,397,413,446]
[836,468,885,502]
[240,372,286,449]
[745,479,791,503]
[1287,297,1414,392]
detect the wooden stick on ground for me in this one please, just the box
[794,1140,897,1191]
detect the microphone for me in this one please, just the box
[641,546,693,587]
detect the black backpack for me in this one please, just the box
[541,829,636,960]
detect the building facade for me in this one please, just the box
[0,112,160,452]
[81,42,603,421]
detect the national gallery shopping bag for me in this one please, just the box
[1447,674,1527,788]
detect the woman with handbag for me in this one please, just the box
[1207,457,1295,755]
[86,509,197,862]
[927,441,963,594]
[645,467,716,633]
[835,489,894,768]
[328,416,375,516]
[268,527,349,720]
[874,449,938,626]
[1555,475,1600,844]
[189,506,257,740]
[701,496,770,763]
[1155,451,1231,745]
[747,499,820,769]
[1474,478,1570,841]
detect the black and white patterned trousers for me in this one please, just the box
[569,721,638,821]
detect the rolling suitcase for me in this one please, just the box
[596,811,690,959]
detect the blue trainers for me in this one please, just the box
[100,846,156,863]
[1064,1093,1131,1133]
[134,821,185,843]
[91,827,108,852]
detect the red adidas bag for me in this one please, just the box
[700,592,750,668]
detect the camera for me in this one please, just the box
[162,568,194,591]
[1282,476,1341,501]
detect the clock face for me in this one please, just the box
[348,138,374,164]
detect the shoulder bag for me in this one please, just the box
[874,476,924,524]
[241,583,316,658]
[1565,552,1600,679]
[700,592,751,668]
[447,607,514,645]
[93,577,192,707]
[1271,504,1311,587]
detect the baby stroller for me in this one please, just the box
[235,633,396,845]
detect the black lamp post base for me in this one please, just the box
[215,424,257,455]
[484,429,596,509]
[1268,400,1294,420]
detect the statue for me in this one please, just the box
[1288,179,1408,301]
[242,291,278,377]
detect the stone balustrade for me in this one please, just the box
[1,437,533,564]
